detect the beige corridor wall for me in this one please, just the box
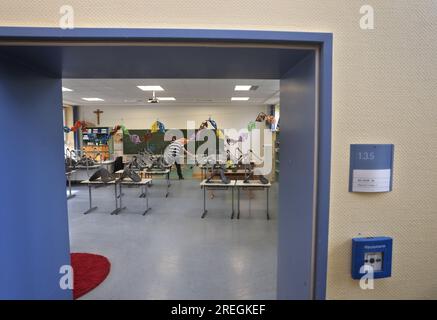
[1,0,436,299]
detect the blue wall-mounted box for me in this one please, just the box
[349,144,394,192]
[351,237,393,279]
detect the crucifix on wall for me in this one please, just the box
[93,109,104,125]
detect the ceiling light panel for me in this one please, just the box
[82,98,104,101]
[231,97,250,101]
[137,85,164,91]
[234,85,252,91]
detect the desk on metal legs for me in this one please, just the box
[114,178,152,216]
[66,170,77,200]
[143,169,171,198]
[80,179,117,215]
[80,178,152,215]
[235,180,271,220]
[200,180,237,219]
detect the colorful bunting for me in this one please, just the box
[63,121,89,133]
[151,121,166,133]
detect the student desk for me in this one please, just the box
[80,178,152,216]
[200,180,237,219]
[115,178,152,216]
[235,180,271,220]
[142,169,171,198]
[200,166,247,180]
[66,170,76,200]
[80,178,116,215]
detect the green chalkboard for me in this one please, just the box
[123,129,221,155]
[122,130,167,155]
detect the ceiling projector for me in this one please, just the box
[147,91,159,103]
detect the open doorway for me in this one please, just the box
[0,28,332,300]
[63,78,280,299]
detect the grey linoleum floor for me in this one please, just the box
[67,178,278,300]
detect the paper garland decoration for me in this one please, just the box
[208,118,217,130]
[151,120,166,133]
[247,112,276,132]
[216,129,225,139]
[64,112,275,145]
[196,117,224,140]
[63,121,89,133]
[255,112,276,124]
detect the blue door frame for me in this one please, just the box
[0,27,332,300]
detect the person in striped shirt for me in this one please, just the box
[164,136,193,180]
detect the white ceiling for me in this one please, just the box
[62,79,279,107]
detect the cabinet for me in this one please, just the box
[81,127,112,161]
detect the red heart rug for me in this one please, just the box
[70,253,111,299]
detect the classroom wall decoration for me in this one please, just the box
[247,112,276,132]
[68,114,275,154]
[150,120,166,133]
[63,120,95,133]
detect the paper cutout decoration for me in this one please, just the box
[151,122,158,133]
[247,112,276,131]
[121,125,130,135]
[208,117,217,130]
[255,112,276,124]
[196,117,222,140]
[130,134,141,144]
[63,121,89,133]
[199,120,208,130]
[247,121,256,132]
[151,121,166,133]
[216,129,225,140]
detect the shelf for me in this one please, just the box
[82,145,110,161]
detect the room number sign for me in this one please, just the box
[349,144,394,192]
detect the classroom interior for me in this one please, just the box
[63,79,281,299]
